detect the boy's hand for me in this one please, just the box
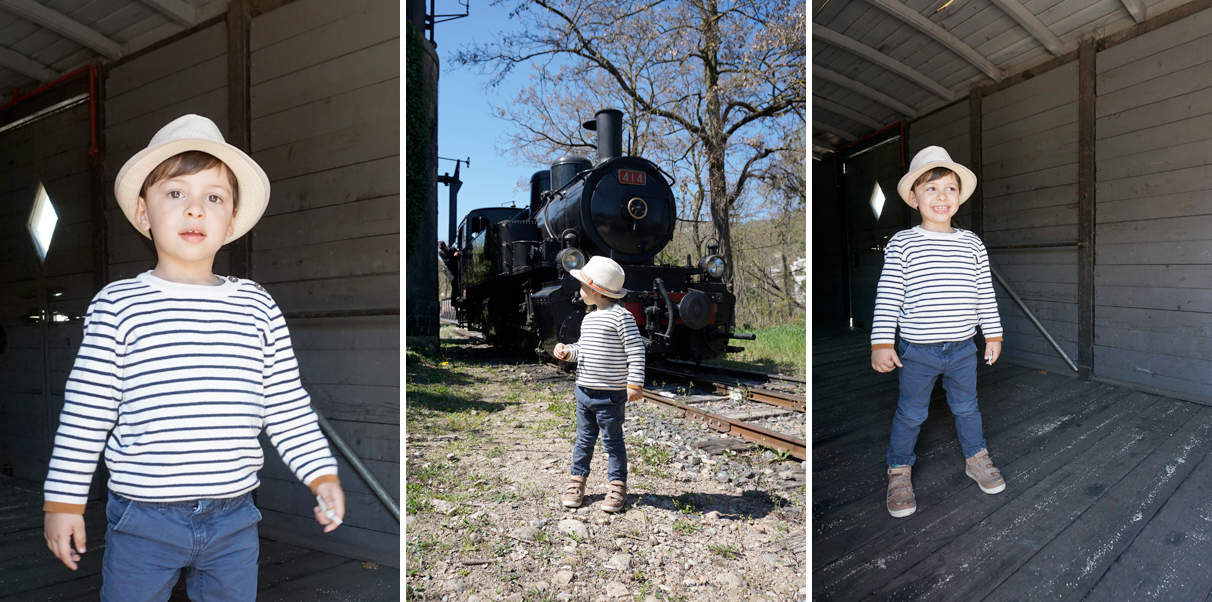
[984,341,1002,365]
[313,482,346,533]
[44,512,86,571]
[553,343,569,360]
[627,384,643,402]
[872,348,902,373]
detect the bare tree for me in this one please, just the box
[457,0,805,279]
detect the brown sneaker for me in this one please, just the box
[561,475,587,508]
[887,466,916,518]
[601,480,627,513]
[965,449,1006,494]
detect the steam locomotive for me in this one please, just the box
[441,109,741,362]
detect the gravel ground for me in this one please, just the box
[406,333,806,601]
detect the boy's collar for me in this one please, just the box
[138,270,241,297]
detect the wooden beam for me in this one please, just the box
[865,0,1003,81]
[990,0,1064,56]
[813,66,918,118]
[813,24,955,101]
[139,0,197,27]
[0,45,55,81]
[226,0,251,278]
[0,0,122,60]
[814,120,859,142]
[968,88,983,238]
[1119,0,1147,23]
[1077,38,1095,381]
[813,95,884,130]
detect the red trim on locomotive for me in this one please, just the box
[624,293,716,328]
[617,168,646,186]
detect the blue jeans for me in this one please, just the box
[886,338,987,467]
[570,386,628,482]
[101,490,261,602]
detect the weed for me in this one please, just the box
[672,518,701,535]
[673,494,700,515]
[486,445,507,459]
[637,442,672,466]
[708,543,743,559]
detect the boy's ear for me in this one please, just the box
[905,190,919,209]
[134,196,151,234]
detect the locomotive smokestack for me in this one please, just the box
[529,169,550,216]
[583,108,623,164]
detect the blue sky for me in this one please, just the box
[431,1,535,244]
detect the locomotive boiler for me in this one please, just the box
[442,109,740,362]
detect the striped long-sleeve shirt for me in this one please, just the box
[43,271,339,514]
[565,302,645,390]
[871,226,1004,348]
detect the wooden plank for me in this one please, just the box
[106,55,226,127]
[990,405,1212,598]
[251,234,398,282]
[1078,38,1096,381]
[981,164,1076,198]
[251,79,397,152]
[251,0,393,53]
[1096,57,1212,118]
[228,0,251,280]
[259,509,398,566]
[103,86,227,165]
[250,119,398,182]
[1086,442,1212,598]
[1096,304,1212,337]
[983,104,1078,150]
[253,197,398,250]
[1098,190,1212,224]
[263,274,399,312]
[1095,323,1212,363]
[1096,87,1212,140]
[982,138,1079,181]
[1098,240,1212,265]
[250,0,397,85]
[863,393,1189,599]
[105,23,225,97]
[265,157,398,216]
[1096,283,1212,312]
[1095,162,1212,201]
[1098,136,1212,181]
[252,39,397,119]
[256,558,398,601]
[1094,345,1212,399]
[1096,21,1212,96]
[816,383,1145,596]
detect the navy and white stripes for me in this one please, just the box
[566,303,645,390]
[44,271,338,512]
[871,226,1003,347]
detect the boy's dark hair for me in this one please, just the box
[139,151,239,209]
[912,167,961,193]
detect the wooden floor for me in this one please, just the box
[813,331,1212,600]
[0,476,398,601]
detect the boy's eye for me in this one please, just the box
[168,190,183,199]
[207,194,224,203]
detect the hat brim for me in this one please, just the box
[897,160,977,206]
[569,268,627,299]
[114,138,270,244]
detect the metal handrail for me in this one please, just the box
[316,414,400,523]
[989,265,1079,373]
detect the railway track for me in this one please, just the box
[440,324,806,460]
[643,363,806,461]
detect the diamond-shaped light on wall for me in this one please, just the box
[869,182,886,221]
[27,183,58,262]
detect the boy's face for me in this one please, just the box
[908,172,960,232]
[135,165,236,275]
[579,284,607,306]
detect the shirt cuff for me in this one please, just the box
[44,501,86,514]
[871,343,894,350]
[984,336,1003,343]
[308,473,341,494]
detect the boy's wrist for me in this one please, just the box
[43,501,87,515]
[307,474,341,495]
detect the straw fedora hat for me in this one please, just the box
[896,146,977,206]
[570,256,627,299]
[114,114,269,243]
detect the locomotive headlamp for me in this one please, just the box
[557,248,586,272]
[702,255,726,279]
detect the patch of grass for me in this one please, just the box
[637,442,672,466]
[673,494,700,515]
[524,589,556,602]
[672,518,701,535]
[706,322,805,376]
[486,445,507,459]
[405,482,430,514]
[708,543,743,559]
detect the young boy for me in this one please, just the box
[552,256,645,513]
[42,114,346,600]
[870,145,1005,519]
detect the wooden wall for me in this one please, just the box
[0,99,93,483]
[981,62,1080,374]
[1093,8,1212,400]
[248,0,399,564]
[0,0,398,566]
